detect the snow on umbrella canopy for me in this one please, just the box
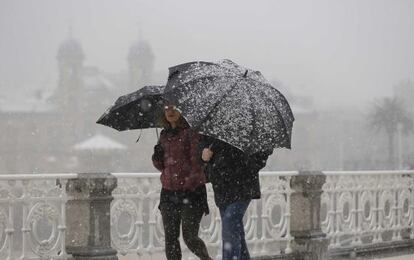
[96,85,165,131]
[164,59,294,154]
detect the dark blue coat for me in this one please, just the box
[201,137,272,208]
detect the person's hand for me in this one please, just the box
[202,148,213,162]
[153,144,164,160]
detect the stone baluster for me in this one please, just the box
[65,173,117,260]
[290,171,329,260]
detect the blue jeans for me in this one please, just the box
[219,200,251,260]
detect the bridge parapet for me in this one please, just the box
[0,171,412,259]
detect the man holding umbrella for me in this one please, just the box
[202,139,272,259]
[164,59,294,260]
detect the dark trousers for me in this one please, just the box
[219,200,251,260]
[160,202,212,260]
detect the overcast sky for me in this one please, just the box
[1,0,414,109]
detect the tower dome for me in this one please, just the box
[57,37,84,63]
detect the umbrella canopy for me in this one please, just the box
[164,59,294,154]
[97,85,165,131]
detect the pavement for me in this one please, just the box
[118,253,414,260]
[380,255,414,260]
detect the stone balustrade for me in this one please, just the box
[0,171,412,260]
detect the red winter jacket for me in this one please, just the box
[152,127,206,191]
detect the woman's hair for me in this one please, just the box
[159,112,189,129]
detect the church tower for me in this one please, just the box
[127,39,154,90]
[49,31,86,147]
[53,31,84,111]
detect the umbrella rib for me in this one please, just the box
[248,92,258,153]
[166,74,235,95]
[247,78,294,122]
[257,85,293,149]
[165,75,231,108]
[166,61,250,96]
[193,79,241,130]
[240,78,293,149]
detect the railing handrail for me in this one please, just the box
[259,171,299,176]
[323,170,414,175]
[1,170,413,180]
[113,171,300,178]
[111,172,160,178]
[0,173,79,180]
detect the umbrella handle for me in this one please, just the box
[135,129,143,143]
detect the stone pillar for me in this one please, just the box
[65,173,118,260]
[290,171,329,260]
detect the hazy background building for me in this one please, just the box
[1,0,414,174]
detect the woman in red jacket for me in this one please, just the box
[152,104,212,260]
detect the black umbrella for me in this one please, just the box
[96,85,165,131]
[164,59,294,154]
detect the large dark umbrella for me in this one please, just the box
[97,85,165,131]
[164,59,294,154]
